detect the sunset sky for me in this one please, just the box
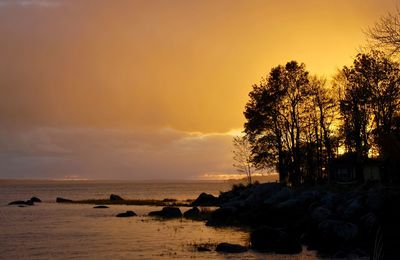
[0,0,397,180]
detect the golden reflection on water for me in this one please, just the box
[0,203,322,259]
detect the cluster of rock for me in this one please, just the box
[8,196,41,206]
[192,182,399,257]
[193,242,247,253]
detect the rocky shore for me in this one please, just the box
[8,182,400,258]
[192,181,400,258]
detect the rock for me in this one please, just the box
[197,246,211,252]
[250,226,302,254]
[275,198,303,211]
[56,197,73,203]
[343,196,365,220]
[215,243,247,253]
[162,198,177,203]
[245,183,284,207]
[318,220,358,242]
[320,192,338,210]
[25,200,34,205]
[192,193,219,206]
[311,207,331,223]
[183,207,200,219]
[264,187,293,206]
[116,211,136,217]
[148,207,182,218]
[206,207,236,226]
[110,194,124,201]
[30,197,42,203]
[8,200,33,206]
[359,212,379,246]
[365,191,385,213]
[333,250,348,258]
[93,205,109,209]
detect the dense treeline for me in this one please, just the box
[243,51,400,186]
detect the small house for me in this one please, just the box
[330,154,382,184]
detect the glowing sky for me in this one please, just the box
[0,0,397,179]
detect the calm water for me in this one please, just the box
[0,180,321,259]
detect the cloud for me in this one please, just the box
[0,127,238,180]
[0,0,60,7]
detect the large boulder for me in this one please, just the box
[365,191,385,213]
[245,183,284,207]
[192,193,219,206]
[148,207,182,218]
[30,197,42,203]
[318,220,358,243]
[343,196,366,220]
[311,207,332,223]
[56,197,73,203]
[320,192,339,210]
[264,187,293,206]
[116,211,137,217]
[110,194,124,201]
[183,207,200,219]
[206,207,236,226]
[250,226,302,254]
[215,243,247,253]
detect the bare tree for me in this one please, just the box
[367,8,400,55]
[232,135,255,184]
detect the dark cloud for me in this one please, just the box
[0,127,237,179]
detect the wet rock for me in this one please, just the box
[183,207,200,219]
[197,246,211,252]
[192,193,219,206]
[206,207,236,226]
[8,200,33,206]
[56,197,73,203]
[93,205,109,209]
[110,194,124,201]
[116,211,136,217]
[30,197,42,203]
[215,243,247,253]
[148,207,182,218]
[250,226,302,254]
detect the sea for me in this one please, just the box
[0,180,322,259]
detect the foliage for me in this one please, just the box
[242,52,400,186]
[244,61,339,186]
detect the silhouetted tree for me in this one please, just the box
[336,51,400,180]
[367,8,400,55]
[232,135,255,184]
[303,77,338,183]
[244,61,311,186]
[338,52,400,155]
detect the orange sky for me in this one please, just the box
[0,0,397,179]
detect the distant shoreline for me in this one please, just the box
[0,175,279,184]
